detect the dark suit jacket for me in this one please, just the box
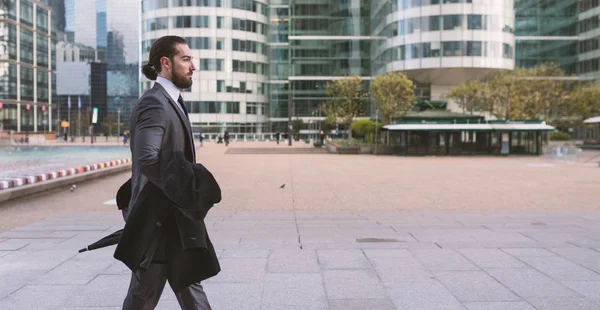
[113,82,220,292]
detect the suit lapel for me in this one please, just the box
[154,83,196,161]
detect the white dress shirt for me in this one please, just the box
[155,76,186,115]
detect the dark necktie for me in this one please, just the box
[177,95,189,118]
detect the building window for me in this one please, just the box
[443,15,462,30]
[37,34,49,68]
[20,29,34,64]
[467,41,483,56]
[468,15,485,30]
[6,0,16,20]
[217,80,224,92]
[216,38,224,50]
[19,0,33,27]
[443,41,462,56]
[217,16,224,28]
[226,102,239,114]
[503,43,513,59]
[174,15,210,28]
[20,67,34,101]
[36,8,48,32]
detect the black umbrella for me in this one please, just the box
[79,178,132,253]
[78,229,123,253]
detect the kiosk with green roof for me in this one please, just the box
[381,110,556,156]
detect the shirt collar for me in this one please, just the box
[155,76,181,103]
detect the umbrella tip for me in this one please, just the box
[78,247,88,253]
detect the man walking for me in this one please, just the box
[115,36,220,310]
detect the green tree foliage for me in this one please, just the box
[370,72,416,124]
[322,75,368,141]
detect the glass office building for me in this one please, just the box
[514,0,579,75]
[141,0,270,139]
[578,0,600,80]
[263,0,373,132]
[0,0,57,133]
[56,0,139,136]
[138,0,600,138]
[372,0,515,112]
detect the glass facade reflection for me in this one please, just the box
[514,0,579,75]
[0,0,56,133]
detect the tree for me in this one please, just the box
[477,64,572,121]
[370,72,416,124]
[322,75,368,141]
[351,119,381,143]
[101,114,118,136]
[569,85,600,121]
[444,80,487,115]
[291,118,306,134]
[517,63,572,123]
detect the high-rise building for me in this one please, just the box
[141,0,516,137]
[514,0,579,76]
[141,0,270,139]
[578,0,600,80]
[372,0,515,112]
[139,0,600,139]
[56,0,139,136]
[0,0,58,133]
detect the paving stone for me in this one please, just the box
[501,248,557,257]
[328,298,396,310]
[261,305,328,310]
[548,247,600,274]
[370,255,434,283]
[100,261,131,275]
[207,258,266,283]
[0,231,77,239]
[517,256,600,281]
[486,269,578,298]
[316,249,372,270]
[262,274,326,307]
[411,249,480,271]
[363,249,414,259]
[525,297,600,310]
[267,250,320,273]
[0,239,57,250]
[386,280,466,310]
[31,258,113,285]
[323,269,386,299]
[202,282,262,310]
[0,284,81,310]
[0,249,75,272]
[464,302,536,310]
[562,281,600,300]
[63,275,129,307]
[457,249,528,269]
[0,270,45,299]
[435,271,521,302]
[220,249,270,258]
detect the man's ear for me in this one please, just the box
[160,56,170,72]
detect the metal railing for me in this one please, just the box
[543,145,582,162]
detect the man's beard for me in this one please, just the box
[171,67,193,89]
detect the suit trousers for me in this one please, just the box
[122,262,212,310]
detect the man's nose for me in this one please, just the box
[190,61,196,71]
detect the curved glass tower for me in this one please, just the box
[141,0,269,139]
[371,0,515,108]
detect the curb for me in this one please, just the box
[0,160,132,204]
[0,158,131,190]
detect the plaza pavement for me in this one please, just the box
[0,141,599,309]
